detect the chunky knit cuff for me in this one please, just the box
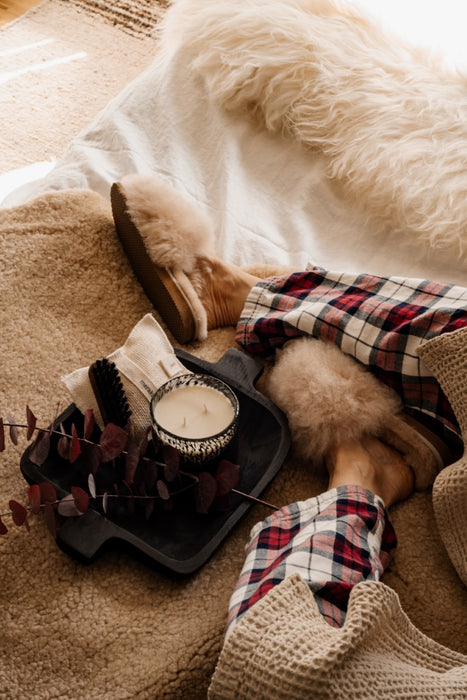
[209,574,467,699]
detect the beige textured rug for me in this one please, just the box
[0,1,466,698]
[0,190,466,699]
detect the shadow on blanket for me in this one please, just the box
[0,189,465,698]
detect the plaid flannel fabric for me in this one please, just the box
[226,486,396,634]
[235,266,467,453]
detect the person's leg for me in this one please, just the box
[189,258,466,458]
[193,255,260,331]
[225,437,413,637]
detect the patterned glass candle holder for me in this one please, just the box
[150,373,240,463]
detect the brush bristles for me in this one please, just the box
[89,358,132,429]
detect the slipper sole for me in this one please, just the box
[111,182,196,344]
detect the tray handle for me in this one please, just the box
[175,347,264,392]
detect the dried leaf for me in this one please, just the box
[29,430,51,466]
[9,500,28,527]
[0,417,5,452]
[39,481,57,505]
[26,406,37,441]
[43,502,56,538]
[195,472,217,515]
[215,460,240,496]
[71,486,89,514]
[28,484,42,515]
[83,408,95,441]
[125,440,140,485]
[57,424,70,460]
[162,445,180,482]
[86,444,101,475]
[156,479,170,501]
[0,517,8,535]
[99,423,128,463]
[69,424,82,464]
[142,459,158,493]
[57,494,82,517]
[88,473,97,499]
[8,415,18,446]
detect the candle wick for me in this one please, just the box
[182,416,186,427]
[203,403,208,414]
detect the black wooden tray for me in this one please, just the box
[20,348,290,574]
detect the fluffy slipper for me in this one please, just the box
[265,336,447,490]
[111,174,215,344]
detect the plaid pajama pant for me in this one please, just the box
[235,266,467,454]
[227,486,396,634]
[228,266,467,632]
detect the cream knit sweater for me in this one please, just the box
[209,575,466,698]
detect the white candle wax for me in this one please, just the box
[153,383,236,439]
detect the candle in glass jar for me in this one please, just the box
[152,383,236,439]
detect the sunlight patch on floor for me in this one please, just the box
[0,50,87,85]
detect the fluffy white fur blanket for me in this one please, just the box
[165,0,467,258]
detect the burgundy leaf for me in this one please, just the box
[195,472,217,515]
[125,440,140,485]
[99,423,128,462]
[69,423,82,463]
[215,460,240,496]
[57,424,70,460]
[0,517,8,535]
[8,415,18,446]
[28,484,42,515]
[88,473,97,499]
[83,408,95,441]
[162,445,180,482]
[142,459,158,493]
[156,479,170,501]
[39,481,57,505]
[86,444,101,475]
[57,494,82,517]
[213,493,231,511]
[29,430,51,466]
[0,417,5,452]
[43,502,56,538]
[71,486,89,514]
[26,406,37,441]
[9,500,28,527]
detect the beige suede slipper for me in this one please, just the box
[111,176,214,344]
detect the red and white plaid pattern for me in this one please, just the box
[226,486,396,634]
[236,266,467,453]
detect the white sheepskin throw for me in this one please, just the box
[164,0,467,258]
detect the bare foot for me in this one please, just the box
[192,256,260,330]
[326,436,414,507]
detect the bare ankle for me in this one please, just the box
[326,436,414,507]
[197,258,259,330]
